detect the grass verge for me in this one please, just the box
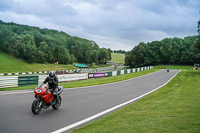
[89,64,112,69]
[0,69,158,91]
[155,65,193,70]
[70,70,200,133]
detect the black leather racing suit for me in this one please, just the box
[43,76,58,98]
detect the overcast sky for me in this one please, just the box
[0,0,199,51]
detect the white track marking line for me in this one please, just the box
[52,70,181,133]
[0,70,161,96]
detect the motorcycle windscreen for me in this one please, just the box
[38,83,48,89]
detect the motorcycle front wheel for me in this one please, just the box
[52,96,62,110]
[32,99,42,114]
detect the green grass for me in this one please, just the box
[0,52,77,73]
[0,52,30,73]
[70,70,200,133]
[90,64,111,69]
[0,69,158,91]
[110,53,125,64]
[155,65,193,70]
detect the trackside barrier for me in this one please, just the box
[89,66,153,78]
[108,72,112,77]
[121,70,124,75]
[112,71,117,76]
[0,66,153,89]
[117,71,121,75]
[18,76,38,86]
[0,76,18,88]
[124,70,127,74]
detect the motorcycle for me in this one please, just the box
[167,68,169,72]
[31,83,63,114]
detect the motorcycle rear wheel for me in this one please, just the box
[32,99,42,114]
[52,96,62,110]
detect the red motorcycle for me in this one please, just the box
[31,83,63,114]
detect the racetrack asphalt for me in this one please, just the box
[0,69,179,133]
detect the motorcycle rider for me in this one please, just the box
[43,71,58,99]
[167,68,169,72]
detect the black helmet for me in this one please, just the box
[49,71,55,78]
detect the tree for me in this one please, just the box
[20,34,37,63]
[125,42,146,67]
[37,42,49,63]
[144,41,161,65]
[7,35,21,57]
[135,42,146,66]
[54,46,70,64]
[69,54,76,64]
[88,50,99,64]
[98,48,110,64]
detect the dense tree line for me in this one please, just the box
[125,36,200,67]
[0,20,111,64]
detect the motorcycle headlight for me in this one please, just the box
[36,89,41,93]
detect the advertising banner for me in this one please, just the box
[88,72,108,78]
[57,73,88,82]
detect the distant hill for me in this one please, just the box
[110,53,125,64]
[0,20,111,65]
